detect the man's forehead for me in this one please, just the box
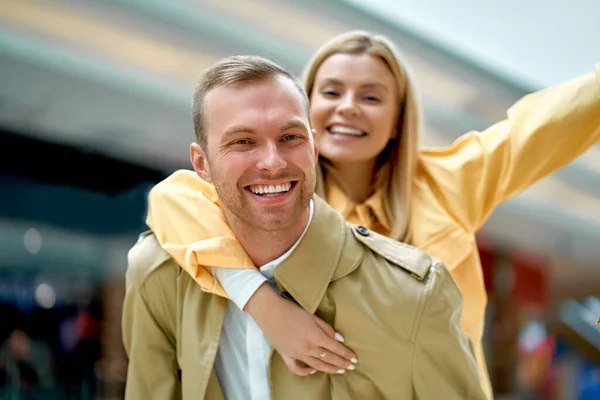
[205,76,302,104]
[204,78,309,129]
[221,118,310,137]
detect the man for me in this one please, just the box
[122,55,485,399]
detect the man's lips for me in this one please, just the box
[244,181,298,196]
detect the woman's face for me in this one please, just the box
[310,52,400,166]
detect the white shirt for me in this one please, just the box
[213,200,314,400]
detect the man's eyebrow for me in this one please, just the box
[221,125,255,140]
[280,120,308,132]
[224,125,255,135]
[221,120,307,141]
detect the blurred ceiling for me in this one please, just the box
[350,0,600,88]
[0,0,598,291]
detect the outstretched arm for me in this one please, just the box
[419,66,600,232]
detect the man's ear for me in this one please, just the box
[190,142,212,182]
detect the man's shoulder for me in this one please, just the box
[126,230,179,290]
[348,225,463,325]
[350,225,435,282]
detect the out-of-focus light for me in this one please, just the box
[24,228,42,254]
[35,283,56,309]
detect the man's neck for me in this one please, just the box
[227,206,311,267]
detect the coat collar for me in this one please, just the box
[274,195,364,314]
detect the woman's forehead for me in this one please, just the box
[315,53,396,87]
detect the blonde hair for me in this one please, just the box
[192,55,308,148]
[303,31,422,243]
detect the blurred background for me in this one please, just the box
[0,0,599,399]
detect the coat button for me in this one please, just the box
[356,226,370,236]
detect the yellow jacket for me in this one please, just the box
[146,66,600,398]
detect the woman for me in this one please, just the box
[146,31,600,398]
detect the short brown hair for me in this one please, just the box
[192,55,309,148]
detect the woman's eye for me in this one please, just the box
[321,89,339,97]
[364,95,381,103]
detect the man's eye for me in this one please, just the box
[233,139,250,145]
[282,135,298,141]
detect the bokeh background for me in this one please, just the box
[1,1,599,399]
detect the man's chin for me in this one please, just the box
[253,220,292,232]
[250,209,293,225]
[244,205,302,230]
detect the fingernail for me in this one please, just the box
[336,369,345,374]
[347,364,356,371]
[351,357,358,364]
[334,332,345,342]
[309,370,317,375]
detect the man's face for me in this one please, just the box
[191,75,317,233]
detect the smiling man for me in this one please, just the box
[190,68,316,268]
[122,55,486,400]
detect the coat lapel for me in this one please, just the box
[274,195,363,314]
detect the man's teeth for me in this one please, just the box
[249,182,292,195]
[329,126,364,136]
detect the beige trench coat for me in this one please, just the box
[122,196,486,399]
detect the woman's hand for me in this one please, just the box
[244,282,358,376]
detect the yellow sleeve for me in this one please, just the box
[418,66,600,232]
[146,170,256,297]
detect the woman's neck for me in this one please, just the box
[325,159,377,204]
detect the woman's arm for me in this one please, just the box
[419,66,600,232]
[215,267,358,375]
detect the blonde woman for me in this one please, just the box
[144,31,600,398]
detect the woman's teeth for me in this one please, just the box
[328,126,364,136]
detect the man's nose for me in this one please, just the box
[256,143,287,172]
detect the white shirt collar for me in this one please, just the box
[259,199,314,279]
